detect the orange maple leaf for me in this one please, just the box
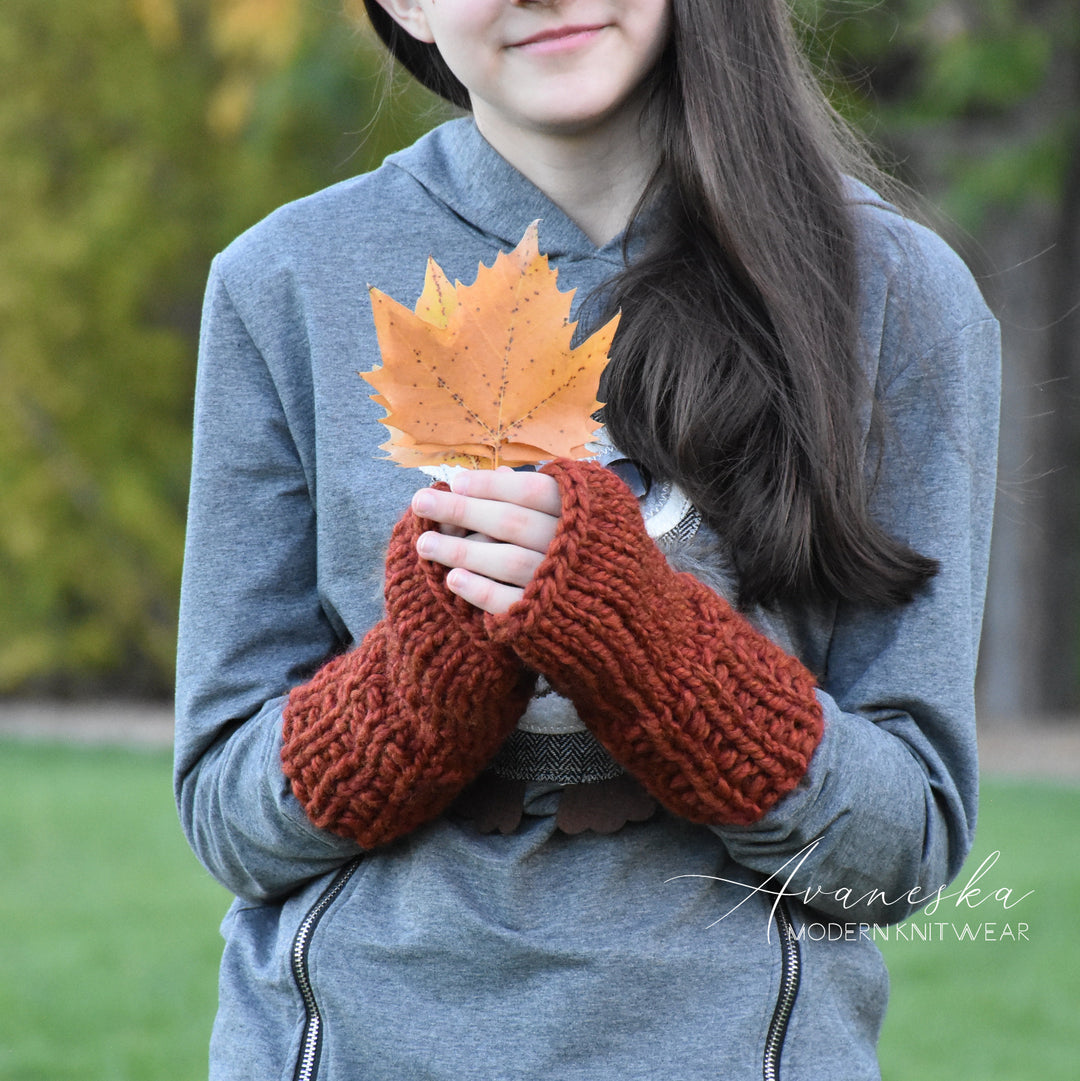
[361,221,620,469]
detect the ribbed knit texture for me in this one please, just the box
[486,459,825,826]
[281,495,535,848]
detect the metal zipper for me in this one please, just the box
[291,858,364,1081]
[762,900,801,1081]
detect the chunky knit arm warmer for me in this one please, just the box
[281,500,535,848]
[486,459,824,826]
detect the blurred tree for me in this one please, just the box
[798,0,1074,231]
[4,0,1079,710]
[798,0,1080,714]
[0,0,446,697]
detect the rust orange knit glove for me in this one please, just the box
[485,459,824,826]
[281,496,535,848]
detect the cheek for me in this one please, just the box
[642,1,674,64]
[421,11,497,85]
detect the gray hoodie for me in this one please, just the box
[175,118,999,1080]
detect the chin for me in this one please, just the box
[527,100,630,137]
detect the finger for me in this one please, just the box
[416,531,544,587]
[445,568,523,617]
[449,469,562,518]
[412,487,557,554]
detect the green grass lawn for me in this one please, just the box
[0,739,1075,1080]
[876,780,1080,1080]
[0,741,229,1081]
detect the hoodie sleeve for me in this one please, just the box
[714,311,1001,925]
[485,230,999,926]
[174,262,530,903]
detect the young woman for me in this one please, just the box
[175,1,1000,1077]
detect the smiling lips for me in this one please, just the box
[511,24,608,54]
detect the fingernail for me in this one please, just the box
[412,490,433,515]
[416,532,435,558]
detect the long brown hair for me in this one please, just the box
[363,0,938,609]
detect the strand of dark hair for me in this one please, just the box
[600,0,938,609]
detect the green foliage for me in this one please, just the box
[0,740,1073,1078]
[798,0,1080,230]
[1,3,190,692]
[0,0,445,695]
[4,0,1079,695]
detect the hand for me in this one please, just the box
[412,468,561,615]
